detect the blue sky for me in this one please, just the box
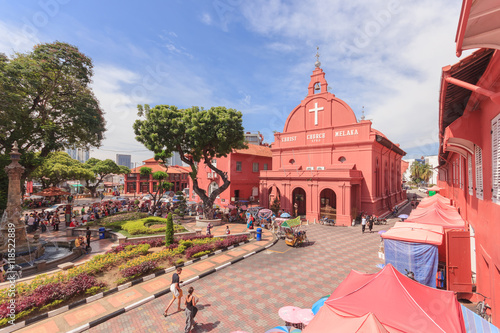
[0,0,470,164]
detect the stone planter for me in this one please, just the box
[195,218,223,228]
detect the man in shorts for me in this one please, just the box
[164,267,183,316]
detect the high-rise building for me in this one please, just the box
[66,147,90,163]
[116,154,132,169]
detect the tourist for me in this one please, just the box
[74,236,84,249]
[86,226,92,252]
[69,217,76,228]
[53,214,60,231]
[27,214,34,232]
[81,205,86,215]
[184,286,198,333]
[368,216,374,233]
[225,225,230,235]
[82,212,88,225]
[361,215,367,234]
[206,222,213,236]
[294,202,298,217]
[164,267,183,317]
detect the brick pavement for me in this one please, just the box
[10,200,414,332]
[83,210,410,332]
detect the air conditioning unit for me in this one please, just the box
[317,166,325,170]
[306,167,314,170]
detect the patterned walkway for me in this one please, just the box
[84,218,403,332]
[12,199,415,333]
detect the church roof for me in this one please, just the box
[234,144,272,158]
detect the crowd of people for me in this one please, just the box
[24,210,61,233]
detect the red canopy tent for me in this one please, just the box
[303,306,391,333]
[419,193,451,205]
[33,186,71,197]
[313,264,466,333]
[407,204,465,230]
[381,222,444,246]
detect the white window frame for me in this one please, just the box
[459,156,463,189]
[468,154,473,196]
[475,145,484,200]
[492,114,500,204]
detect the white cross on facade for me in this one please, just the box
[309,102,324,126]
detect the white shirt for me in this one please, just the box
[361,217,367,225]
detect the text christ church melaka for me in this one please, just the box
[259,59,406,226]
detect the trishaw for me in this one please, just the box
[281,217,308,247]
[257,209,274,229]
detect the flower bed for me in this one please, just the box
[0,234,250,327]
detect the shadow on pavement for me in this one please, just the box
[193,320,220,332]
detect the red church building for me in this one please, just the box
[260,61,406,226]
[436,0,500,324]
[188,143,272,206]
[124,158,190,194]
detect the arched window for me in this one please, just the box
[208,182,219,197]
[375,159,380,196]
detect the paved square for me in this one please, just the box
[87,222,390,332]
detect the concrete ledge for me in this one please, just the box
[58,262,75,270]
[195,218,223,227]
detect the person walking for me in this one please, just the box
[184,286,198,333]
[368,216,374,233]
[361,215,367,234]
[86,227,92,249]
[164,267,183,317]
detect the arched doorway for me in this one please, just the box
[292,187,306,216]
[268,186,281,207]
[319,188,336,220]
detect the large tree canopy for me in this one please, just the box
[83,158,130,196]
[0,41,106,212]
[133,105,246,218]
[0,41,106,155]
[30,152,94,189]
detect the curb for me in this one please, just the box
[5,236,278,333]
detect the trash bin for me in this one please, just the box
[99,227,106,239]
[256,227,262,241]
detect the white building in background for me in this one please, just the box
[116,154,132,169]
[403,155,439,186]
[66,147,90,163]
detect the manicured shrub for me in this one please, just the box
[121,261,159,278]
[165,213,174,246]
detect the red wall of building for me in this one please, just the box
[438,51,500,324]
[188,146,272,206]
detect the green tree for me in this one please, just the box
[165,212,174,246]
[0,42,106,212]
[175,191,187,217]
[139,167,172,210]
[30,152,94,188]
[133,105,246,219]
[410,161,433,185]
[83,158,130,197]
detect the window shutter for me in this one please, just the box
[492,114,500,203]
[468,154,473,195]
[475,145,484,200]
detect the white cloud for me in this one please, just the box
[0,21,38,56]
[240,0,466,157]
[201,12,212,25]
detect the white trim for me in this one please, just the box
[492,114,500,203]
[475,145,484,200]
